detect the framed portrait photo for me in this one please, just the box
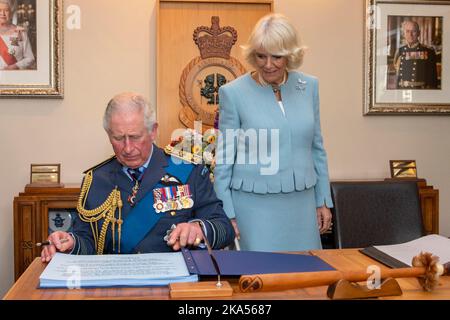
[364,0,450,114]
[0,0,63,98]
[389,160,418,178]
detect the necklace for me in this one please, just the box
[271,85,281,93]
[256,71,287,94]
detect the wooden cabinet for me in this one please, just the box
[13,184,80,280]
[417,180,439,235]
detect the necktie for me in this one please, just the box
[127,167,144,182]
[127,167,144,206]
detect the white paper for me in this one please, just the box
[374,234,450,267]
[39,252,198,288]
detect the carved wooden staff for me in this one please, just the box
[239,252,450,293]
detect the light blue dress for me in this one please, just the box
[214,71,333,252]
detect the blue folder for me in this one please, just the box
[182,249,335,276]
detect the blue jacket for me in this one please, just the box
[72,146,234,254]
[214,71,333,219]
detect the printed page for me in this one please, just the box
[374,234,450,266]
[39,252,195,287]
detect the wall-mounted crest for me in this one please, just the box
[179,16,246,130]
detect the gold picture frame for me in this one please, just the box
[389,160,418,178]
[0,0,63,98]
[364,0,450,115]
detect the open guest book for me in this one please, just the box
[360,234,450,268]
[39,249,335,288]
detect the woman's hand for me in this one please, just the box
[231,218,240,240]
[316,206,332,234]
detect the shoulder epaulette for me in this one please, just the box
[164,145,201,165]
[83,155,116,174]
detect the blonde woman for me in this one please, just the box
[214,13,333,251]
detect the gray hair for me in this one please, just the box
[402,20,420,34]
[242,13,305,70]
[0,0,15,12]
[103,92,156,133]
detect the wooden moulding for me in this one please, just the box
[25,183,65,189]
[327,278,403,300]
[169,281,233,298]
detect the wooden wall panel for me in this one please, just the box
[157,0,272,145]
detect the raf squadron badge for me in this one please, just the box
[179,16,247,131]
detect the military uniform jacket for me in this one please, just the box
[394,43,438,89]
[71,146,234,255]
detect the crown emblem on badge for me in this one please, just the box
[193,16,238,59]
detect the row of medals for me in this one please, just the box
[153,196,194,214]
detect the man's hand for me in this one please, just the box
[40,231,74,262]
[167,222,204,251]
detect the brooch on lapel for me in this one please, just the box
[296,78,307,92]
[10,37,19,47]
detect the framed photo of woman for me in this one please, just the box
[364,0,450,114]
[0,0,63,97]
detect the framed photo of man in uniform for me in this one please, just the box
[0,0,63,97]
[364,0,450,114]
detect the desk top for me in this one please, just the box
[4,249,450,300]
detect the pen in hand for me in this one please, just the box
[36,238,69,247]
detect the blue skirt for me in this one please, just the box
[231,187,322,252]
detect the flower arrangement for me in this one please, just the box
[164,128,218,182]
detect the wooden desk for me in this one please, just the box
[13,179,439,279]
[4,249,450,300]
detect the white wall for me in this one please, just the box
[275,0,450,230]
[0,0,157,296]
[0,0,449,297]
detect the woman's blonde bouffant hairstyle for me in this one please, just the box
[242,13,305,70]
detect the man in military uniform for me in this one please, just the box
[41,92,234,261]
[394,20,439,89]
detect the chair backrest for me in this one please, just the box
[330,181,425,249]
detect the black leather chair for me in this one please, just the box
[330,181,425,249]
